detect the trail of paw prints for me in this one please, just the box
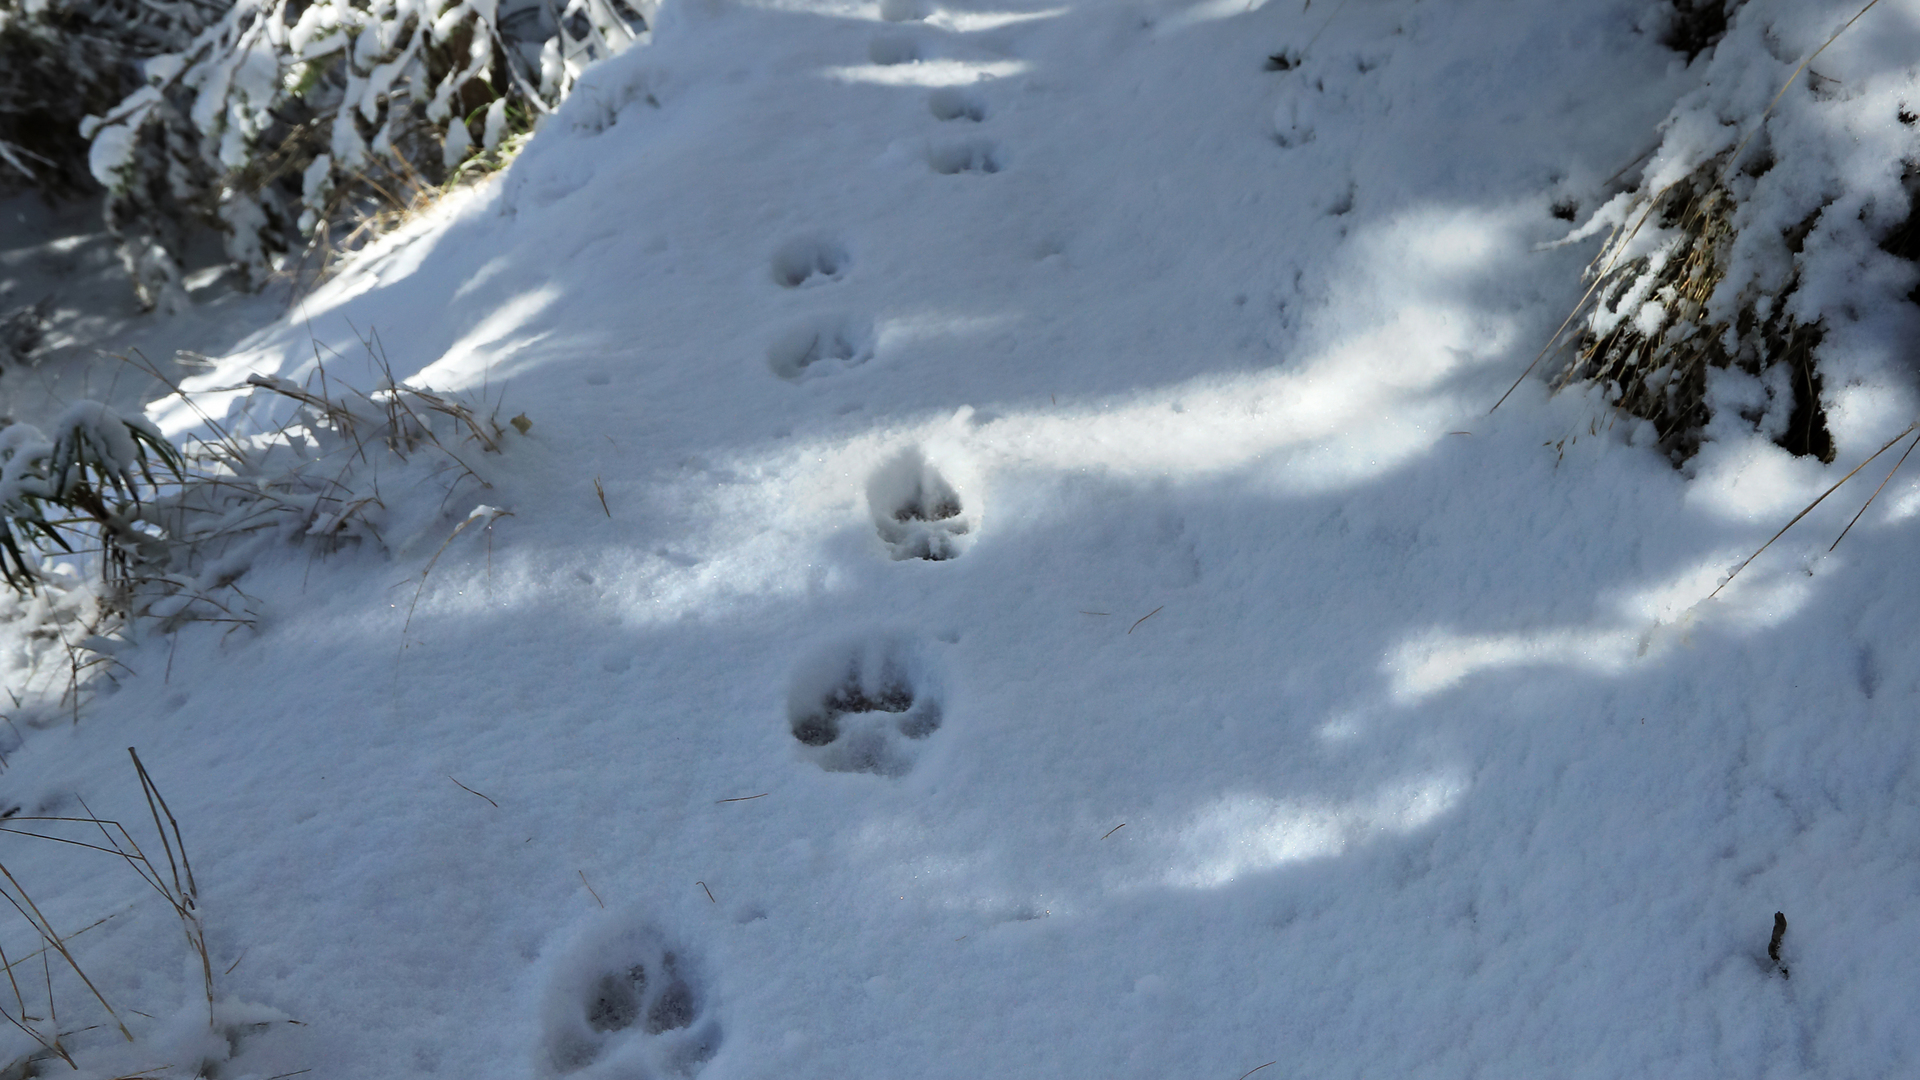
[542,920,720,1079]
[874,23,1000,174]
[867,447,973,561]
[789,636,944,777]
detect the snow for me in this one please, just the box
[4,0,1920,1078]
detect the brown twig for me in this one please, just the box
[1769,911,1789,978]
[578,871,604,909]
[1236,1064,1278,1080]
[697,881,716,903]
[1127,606,1164,634]
[715,793,769,804]
[1101,823,1126,840]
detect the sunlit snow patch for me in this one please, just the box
[823,59,1029,86]
[1166,774,1467,888]
[1383,553,1818,703]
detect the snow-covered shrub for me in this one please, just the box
[0,0,217,195]
[126,342,510,629]
[0,400,183,591]
[1553,0,1913,464]
[81,0,654,311]
[1,340,509,646]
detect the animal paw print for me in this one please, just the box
[543,921,720,1078]
[867,448,973,561]
[767,314,874,380]
[929,140,1003,175]
[771,236,850,288]
[928,88,987,123]
[789,637,944,777]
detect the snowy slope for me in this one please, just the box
[5,1,1920,1078]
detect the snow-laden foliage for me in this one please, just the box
[0,0,218,195]
[0,399,183,590]
[3,358,507,634]
[76,0,652,311]
[1559,0,1916,463]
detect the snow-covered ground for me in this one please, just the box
[4,1,1920,1078]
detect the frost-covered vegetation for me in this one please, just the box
[4,1,1920,1078]
[3,0,653,312]
[1545,0,1918,465]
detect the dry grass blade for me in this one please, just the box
[1490,240,1636,414]
[0,862,132,1041]
[1828,426,1920,551]
[1504,1,1889,454]
[128,750,213,1017]
[34,805,172,912]
[1709,421,1917,599]
[0,914,123,979]
[448,776,498,808]
[129,750,196,909]
[401,505,512,639]
[0,939,72,1067]
[1128,606,1164,634]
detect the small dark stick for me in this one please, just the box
[698,881,716,903]
[1128,606,1164,634]
[1101,823,1127,840]
[448,776,498,808]
[1769,911,1789,978]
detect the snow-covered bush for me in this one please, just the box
[1,343,509,642]
[1553,0,1915,464]
[0,400,183,591]
[0,0,217,195]
[77,0,653,311]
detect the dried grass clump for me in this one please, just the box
[293,124,535,288]
[1553,157,1833,465]
[128,330,510,632]
[0,750,253,1077]
[0,331,515,723]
